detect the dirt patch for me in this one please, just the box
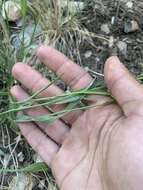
[80,0,143,76]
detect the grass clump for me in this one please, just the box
[29,0,93,64]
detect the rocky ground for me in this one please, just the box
[80,0,143,76]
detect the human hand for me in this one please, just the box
[11,46,143,190]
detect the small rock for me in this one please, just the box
[17,152,24,162]
[38,180,46,189]
[117,41,127,56]
[111,16,115,25]
[126,1,133,9]
[84,51,92,59]
[2,1,21,21]
[101,24,110,34]
[95,57,100,63]
[124,20,139,33]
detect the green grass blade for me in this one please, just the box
[16,101,114,123]
[0,87,111,117]
[20,76,60,103]
[20,0,28,17]
[0,162,48,173]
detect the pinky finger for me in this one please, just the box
[18,118,59,165]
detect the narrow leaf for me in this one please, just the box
[0,162,48,173]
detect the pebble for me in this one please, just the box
[17,152,25,162]
[117,41,127,56]
[124,20,139,33]
[126,1,133,9]
[2,0,21,21]
[84,51,92,59]
[111,16,115,25]
[101,24,110,34]
[38,180,46,189]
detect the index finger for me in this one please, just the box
[36,46,93,90]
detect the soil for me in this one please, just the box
[80,0,143,76]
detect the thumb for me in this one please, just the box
[104,56,143,116]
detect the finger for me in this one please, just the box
[12,63,63,97]
[104,56,143,116]
[17,118,59,165]
[36,46,93,90]
[11,85,69,144]
[12,63,82,124]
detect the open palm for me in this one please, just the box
[11,46,143,190]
